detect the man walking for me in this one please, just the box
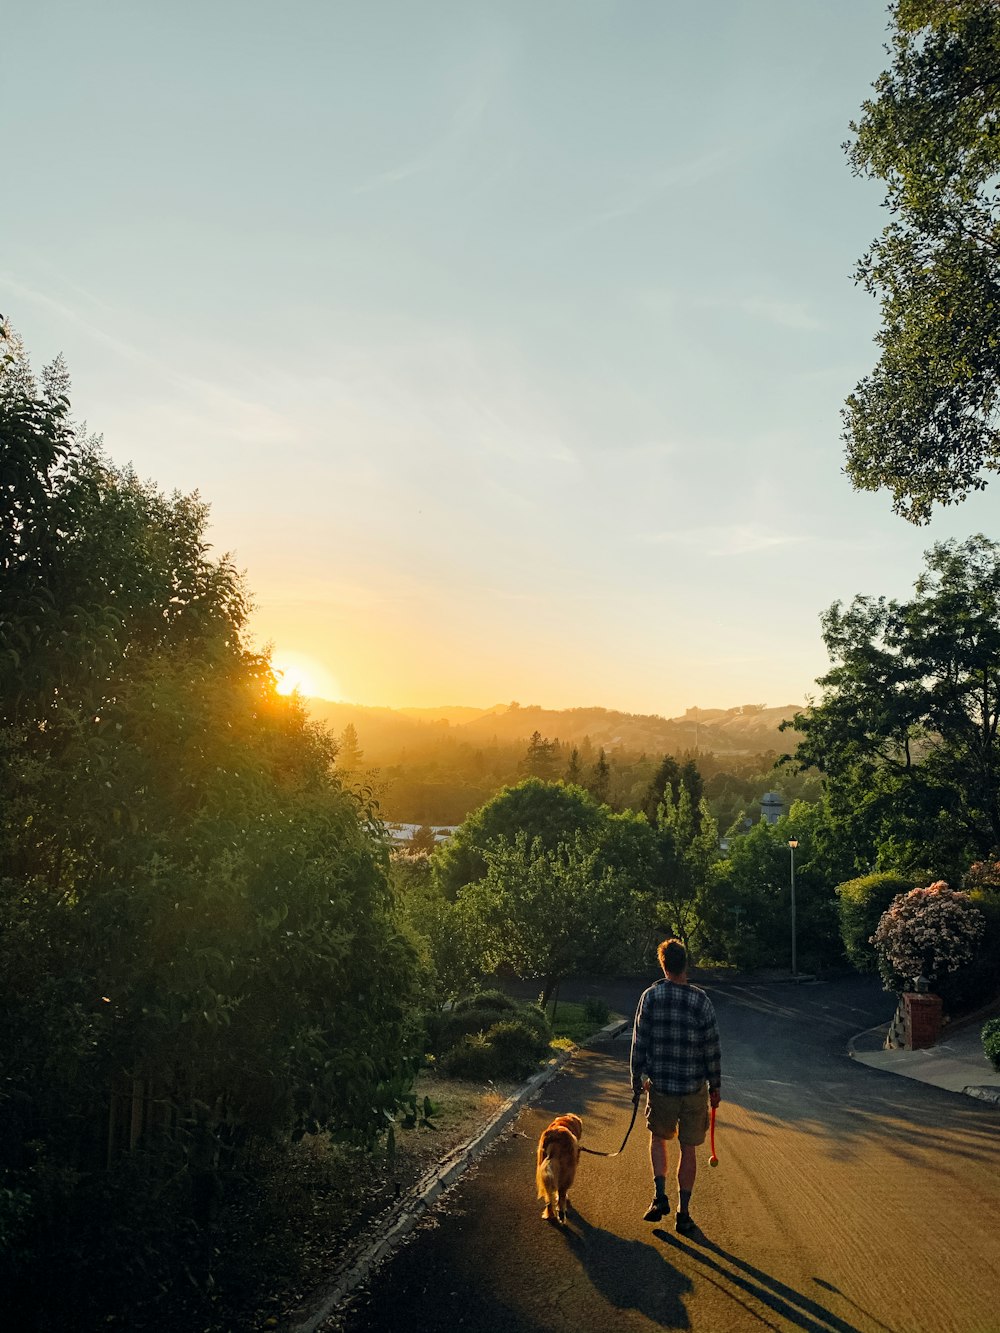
[630,937,722,1234]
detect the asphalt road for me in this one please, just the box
[333,976,1000,1333]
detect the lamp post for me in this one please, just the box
[787,838,798,977]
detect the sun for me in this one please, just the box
[271,653,341,700]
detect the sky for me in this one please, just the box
[5,1,999,716]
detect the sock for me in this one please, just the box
[654,1174,668,1204]
[679,1188,692,1216]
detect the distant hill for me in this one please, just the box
[304,698,802,762]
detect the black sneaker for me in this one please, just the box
[643,1197,670,1222]
[675,1211,696,1235]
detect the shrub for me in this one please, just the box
[835,872,916,972]
[437,998,552,1080]
[872,883,986,1001]
[453,989,520,1016]
[583,995,611,1026]
[481,1019,549,1079]
[982,1018,1000,1073]
[440,1033,494,1080]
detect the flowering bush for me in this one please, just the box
[963,861,1000,896]
[871,882,986,994]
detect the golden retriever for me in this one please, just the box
[536,1113,583,1223]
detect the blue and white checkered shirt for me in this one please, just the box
[630,978,722,1097]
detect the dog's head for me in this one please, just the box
[549,1113,582,1141]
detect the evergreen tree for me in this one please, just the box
[338,722,364,770]
[590,748,611,805]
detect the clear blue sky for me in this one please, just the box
[5,1,998,714]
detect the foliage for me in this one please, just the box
[787,537,1000,874]
[459,830,642,1006]
[844,0,1000,521]
[836,872,920,972]
[390,852,480,1005]
[982,1017,1000,1072]
[871,883,986,996]
[432,778,605,900]
[583,995,611,1026]
[703,804,843,973]
[437,1002,552,1081]
[0,324,421,1321]
[650,785,720,944]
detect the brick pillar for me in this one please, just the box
[903,992,943,1050]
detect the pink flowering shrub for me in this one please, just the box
[871,882,986,995]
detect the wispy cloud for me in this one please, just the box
[351,48,507,195]
[638,523,805,557]
[694,290,826,332]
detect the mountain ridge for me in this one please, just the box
[303,697,803,760]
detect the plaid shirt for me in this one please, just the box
[630,978,722,1097]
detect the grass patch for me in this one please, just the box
[542,1000,625,1045]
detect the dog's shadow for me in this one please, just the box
[557,1209,693,1326]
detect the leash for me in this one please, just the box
[579,1095,641,1158]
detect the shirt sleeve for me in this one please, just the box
[702,997,722,1090]
[630,991,650,1096]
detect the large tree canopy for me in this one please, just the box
[844,0,1000,522]
[788,535,1000,874]
[0,318,421,1310]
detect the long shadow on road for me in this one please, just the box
[655,1230,871,1333]
[562,1210,693,1328]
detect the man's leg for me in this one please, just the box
[676,1142,697,1225]
[643,1134,671,1220]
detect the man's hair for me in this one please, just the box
[658,938,687,975]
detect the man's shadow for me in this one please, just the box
[560,1210,693,1328]
[654,1228,869,1333]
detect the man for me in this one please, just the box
[630,937,722,1234]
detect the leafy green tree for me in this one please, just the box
[432,778,604,899]
[844,1,1000,521]
[651,786,720,945]
[461,831,640,1006]
[704,805,841,972]
[0,325,421,1318]
[788,536,1000,874]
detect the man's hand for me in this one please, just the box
[709,1088,721,1109]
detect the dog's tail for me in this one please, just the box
[536,1148,557,1202]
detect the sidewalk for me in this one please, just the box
[849,1003,1000,1105]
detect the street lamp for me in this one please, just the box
[787,838,798,977]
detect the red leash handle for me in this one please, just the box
[709,1104,718,1166]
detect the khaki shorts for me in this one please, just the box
[645,1082,709,1145]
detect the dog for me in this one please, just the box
[536,1113,583,1223]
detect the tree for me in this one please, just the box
[590,747,611,804]
[0,325,422,1318]
[460,832,640,1006]
[650,785,720,944]
[565,747,582,784]
[522,729,558,779]
[843,1,1000,521]
[703,803,842,972]
[432,778,604,900]
[337,722,364,770]
[788,536,1000,872]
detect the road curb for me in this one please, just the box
[963,1085,1000,1105]
[283,1018,628,1332]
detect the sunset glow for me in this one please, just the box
[271,654,341,701]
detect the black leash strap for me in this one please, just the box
[579,1096,641,1158]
